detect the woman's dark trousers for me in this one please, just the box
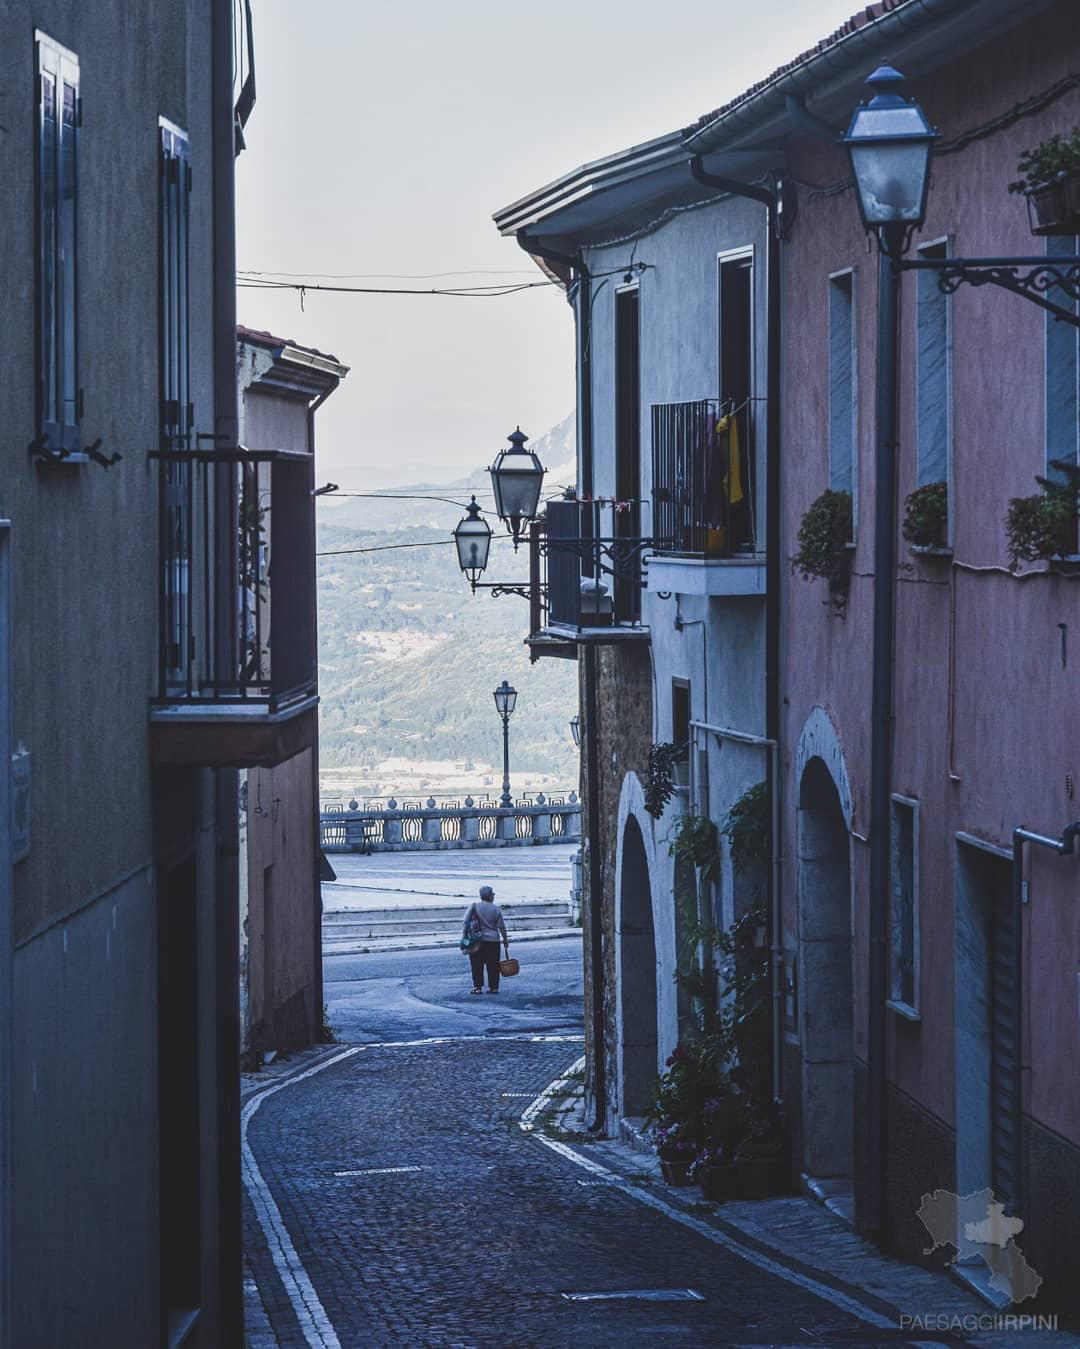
[469,941,501,990]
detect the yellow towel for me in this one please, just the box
[717,413,744,506]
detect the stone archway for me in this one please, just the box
[798,756,854,1179]
[618,815,658,1116]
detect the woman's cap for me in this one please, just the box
[479,885,494,899]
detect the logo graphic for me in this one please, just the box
[918,1189,1042,1304]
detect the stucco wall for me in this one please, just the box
[245,749,318,1051]
[781,0,1080,1206]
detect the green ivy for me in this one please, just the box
[791,490,853,595]
[902,481,948,549]
[722,782,769,874]
[645,741,686,819]
[1008,128,1080,194]
[669,812,722,885]
[1006,460,1079,569]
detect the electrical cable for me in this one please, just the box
[316,539,456,558]
[235,262,647,299]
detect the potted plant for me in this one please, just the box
[669,812,722,886]
[791,490,853,603]
[902,481,949,553]
[721,782,769,875]
[1009,128,1080,235]
[645,740,687,818]
[654,1122,698,1186]
[1005,460,1079,570]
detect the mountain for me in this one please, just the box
[316,415,580,802]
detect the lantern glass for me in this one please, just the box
[493,680,517,718]
[570,714,581,747]
[489,428,545,537]
[842,65,937,233]
[453,496,491,581]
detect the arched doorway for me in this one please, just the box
[619,815,658,1116]
[798,757,853,1178]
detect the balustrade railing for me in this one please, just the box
[319,791,581,853]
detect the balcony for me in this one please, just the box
[526,498,652,655]
[149,447,318,768]
[648,399,765,598]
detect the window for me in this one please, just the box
[36,32,80,453]
[718,254,755,552]
[828,271,856,502]
[672,679,691,751]
[889,796,919,1018]
[1045,235,1080,475]
[916,241,951,520]
[614,287,641,622]
[160,122,193,688]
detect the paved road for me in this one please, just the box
[244,1036,897,1348]
[323,844,577,910]
[243,930,930,1347]
[324,936,585,1042]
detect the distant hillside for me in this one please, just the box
[316,415,579,798]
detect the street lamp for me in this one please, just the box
[569,713,580,747]
[493,679,517,807]
[842,63,938,256]
[453,496,492,589]
[489,427,545,550]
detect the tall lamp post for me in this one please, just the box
[842,60,938,1242]
[494,680,518,808]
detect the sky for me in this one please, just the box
[236,0,864,489]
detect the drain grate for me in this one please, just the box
[560,1289,704,1303]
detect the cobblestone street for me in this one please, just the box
[243,1035,891,1348]
[245,938,981,1349]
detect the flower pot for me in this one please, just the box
[659,1158,695,1187]
[1027,180,1080,236]
[699,1156,790,1202]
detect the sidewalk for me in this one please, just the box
[534,1071,1080,1348]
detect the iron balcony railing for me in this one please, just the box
[652,398,756,557]
[535,497,654,629]
[152,446,316,713]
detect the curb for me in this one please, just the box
[322,926,583,956]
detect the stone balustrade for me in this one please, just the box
[319,792,581,853]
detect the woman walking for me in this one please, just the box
[465,885,510,994]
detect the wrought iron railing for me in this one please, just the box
[652,398,756,557]
[319,792,581,852]
[152,446,316,713]
[537,498,653,629]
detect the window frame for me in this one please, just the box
[827,267,857,524]
[717,245,757,552]
[35,30,81,457]
[888,793,921,1021]
[915,236,953,543]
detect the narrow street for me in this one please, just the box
[245,939,913,1348]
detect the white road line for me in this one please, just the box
[333,1166,424,1177]
[243,1031,585,1345]
[242,1046,362,1348]
[518,1063,895,1332]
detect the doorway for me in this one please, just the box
[955,842,1019,1208]
[618,815,657,1115]
[798,757,854,1178]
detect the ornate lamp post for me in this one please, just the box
[489,427,546,549]
[493,680,518,808]
[569,713,580,747]
[453,496,492,590]
[842,61,937,1241]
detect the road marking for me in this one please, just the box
[333,1166,424,1177]
[243,1033,584,1345]
[243,1047,361,1348]
[561,1288,704,1302]
[500,1092,537,1098]
[519,1062,895,1332]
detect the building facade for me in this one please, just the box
[497,0,1080,1314]
[0,2,265,1343]
[236,327,347,1062]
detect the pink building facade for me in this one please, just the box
[766,1,1080,1302]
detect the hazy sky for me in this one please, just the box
[236,0,862,488]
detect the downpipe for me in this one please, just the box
[517,231,606,1130]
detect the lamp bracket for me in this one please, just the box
[901,254,1080,327]
[470,581,539,601]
